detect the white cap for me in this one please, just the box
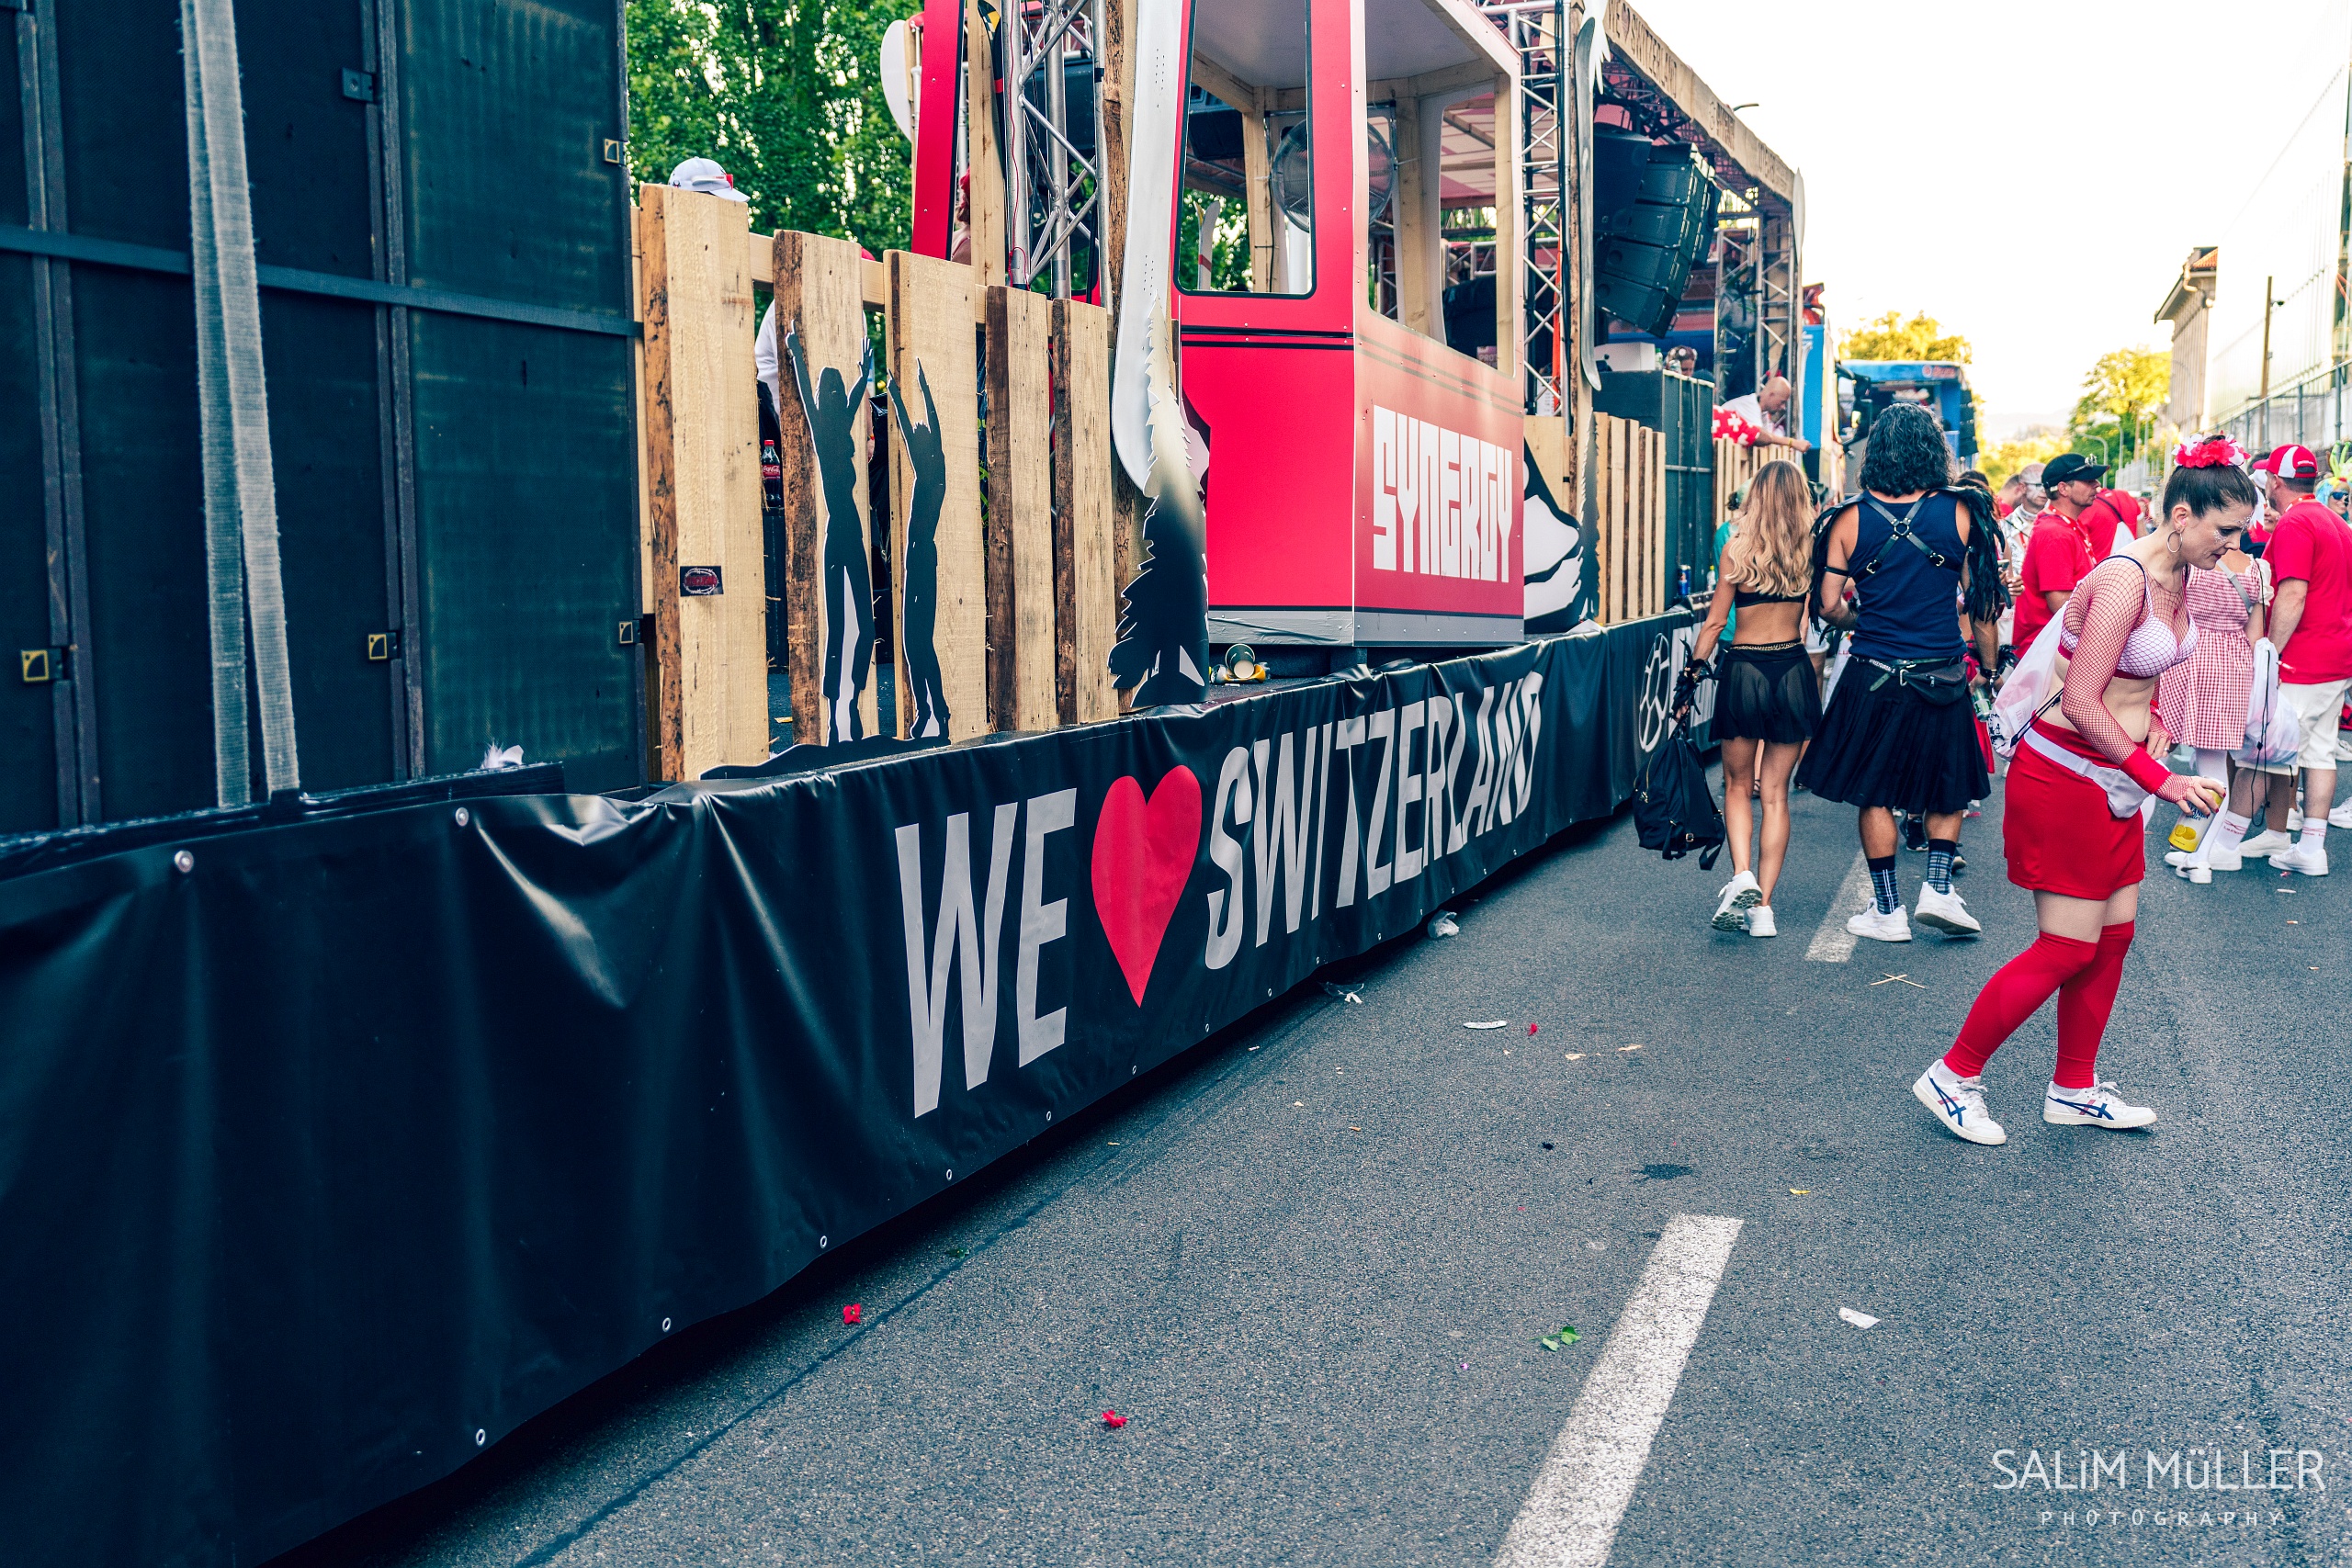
[667,156,748,202]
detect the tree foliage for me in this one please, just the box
[626,0,920,261]
[1976,431,2069,490]
[2065,346,2171,469]
[1840,310,1972,365]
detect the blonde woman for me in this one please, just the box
[1683,459,1823,936]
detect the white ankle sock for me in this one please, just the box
[2301,818,2327,846]
[2209,810,2251,852]
[1928,1058,1967,1089]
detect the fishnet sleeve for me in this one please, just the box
[2056,559,2157,767]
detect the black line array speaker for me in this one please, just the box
[1590,132,1719,338]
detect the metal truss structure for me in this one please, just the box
[1001,0,1105,297]
[1480,0,1568,416]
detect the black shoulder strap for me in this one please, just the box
[1851,493,1957,577]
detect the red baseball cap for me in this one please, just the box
[2256,444,2321,481]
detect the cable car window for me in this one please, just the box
[1178,0,1313,297]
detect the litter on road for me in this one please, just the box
[1322,983,1364,1003]
[1789,1189,1809,1195]
[1464,1020,1509,1030]
[1564,1053,1586,1060]
[1838,1308,1881,1329]
[1100,1411,1127,1429]
[1618,1043,1643,1053]
[1427,911,1460,938]
[842,1303,862,1325]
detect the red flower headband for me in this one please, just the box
[2173,434,2246,469]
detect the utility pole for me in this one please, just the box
[2259,274,2277,402]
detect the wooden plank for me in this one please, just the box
[964,0,1006,288]
[638,184,768,781]
[1595,418,1609,624]
[885,250,986,741]
[1651,427,1668,615]
[984,284,1057,731]
[1611,418,1630,624]
[773,230,881,745]
[1052,297,1119,722]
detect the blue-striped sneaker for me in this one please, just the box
[2043,1080,2157,1129]
[1913,1063,2007,1145]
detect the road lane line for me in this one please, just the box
[1804,850,1871,962]
[1492,1214,1743,1568]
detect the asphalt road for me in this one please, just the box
[276,775,2352,1568]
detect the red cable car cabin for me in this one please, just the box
[1173,0,1523,653]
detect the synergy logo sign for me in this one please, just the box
[1370,406,1515,581]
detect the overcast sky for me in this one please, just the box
[1623,0,2352,438]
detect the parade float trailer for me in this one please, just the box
[0,3,1800,1563]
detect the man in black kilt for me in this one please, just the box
[1802,405,2009,942]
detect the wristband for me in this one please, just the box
[2120,749,2172,794]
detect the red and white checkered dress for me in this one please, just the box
[2156,558,2270,750]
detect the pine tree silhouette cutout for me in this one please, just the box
[1108,310,1209,705]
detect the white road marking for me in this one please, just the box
[1492,1213,1743,1568]
[1804,851,1871,963]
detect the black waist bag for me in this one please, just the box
[1634,720,1724,867]
[1868,656,1971,707]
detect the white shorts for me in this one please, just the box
[2252,678,2352,774]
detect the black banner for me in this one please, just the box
[0,614,1692,1568]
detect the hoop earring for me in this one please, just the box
[2166,528,2183,557]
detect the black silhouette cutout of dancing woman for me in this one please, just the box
[785,325,875,740]
[889,359,951,739]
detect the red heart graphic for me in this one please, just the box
[1091,767,1203,1007]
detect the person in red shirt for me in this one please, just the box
[2011,499,2097,653]
[2239,445,2352,874]
[2081,486,2143,556]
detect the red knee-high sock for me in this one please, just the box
[1943,932,2100,1078]
[2052,921,2133,1089]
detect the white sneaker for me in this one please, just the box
[1914,884,1983,936]
[2043,1079,2157,1129]
[1914,1066,2007,1145]
[1746,905,1778,938]
[1847,905,1912,942]
[2204,841,2244,872]
[1713,871,1762,931]
[2175,862,2212,884]
[2331,800,2352,829]
[2162,847,2198,869]
[2272,840,2330,876]
[2289,809,2305,832]
[2237,829,2294,858]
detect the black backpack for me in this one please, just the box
[1633,718,1724,866]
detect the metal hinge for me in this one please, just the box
[341,68,376,102]
[20,646,66,682]
[366,630,402,661]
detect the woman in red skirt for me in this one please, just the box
[1913,440,2256,1145]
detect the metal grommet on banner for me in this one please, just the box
[662,1317,672,1332]
[1045,1111,1053,1122]
[473,1429,486,1447]
[819,1235,829,1248]
[944,1168,953,1181]
[173,850,195,874]
[454,807,470,828]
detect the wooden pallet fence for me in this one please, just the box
[1589,413,1670,625]
[637,184,770,781]
[640,207,1133,769]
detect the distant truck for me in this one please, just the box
[1836,360,1978,483]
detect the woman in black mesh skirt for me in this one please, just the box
[1681,459,1822,938]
